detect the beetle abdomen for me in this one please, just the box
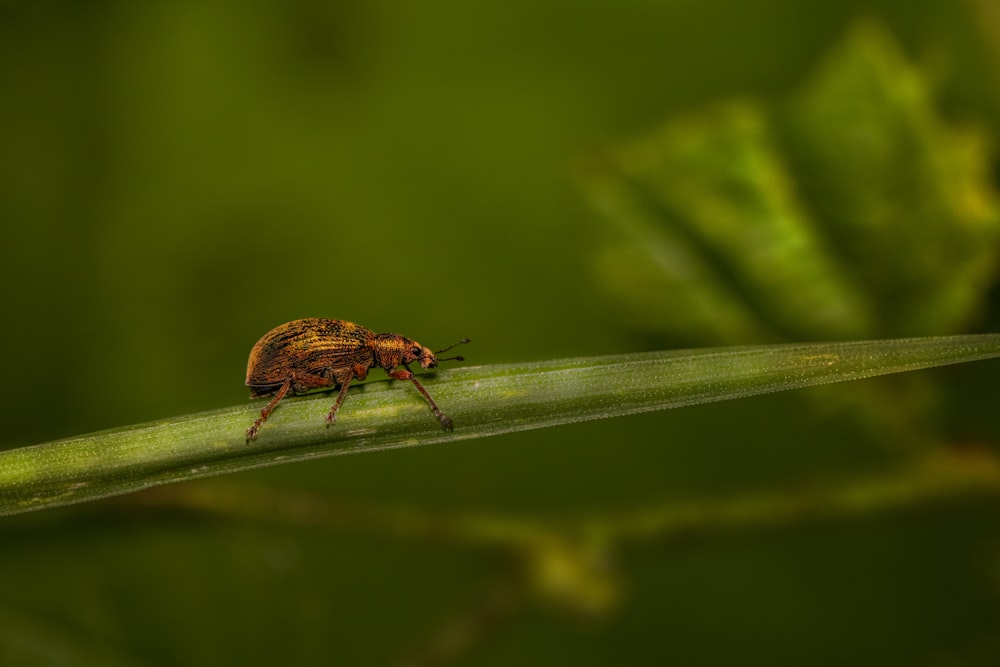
[245,318,374,387]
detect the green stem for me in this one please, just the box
[2,334,999,515]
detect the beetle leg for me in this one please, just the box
[325,378,354,427]
[246,377,292,442]
[388,367,454,431]
[291,372,334,394]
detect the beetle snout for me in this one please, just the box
[418,347,438,369]
[402,341,437,369]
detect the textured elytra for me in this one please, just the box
[244,318,468,441]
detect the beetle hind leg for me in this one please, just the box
[246,378,292,442]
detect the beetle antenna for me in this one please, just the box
[436,338,470,354]
[436,338,470,361]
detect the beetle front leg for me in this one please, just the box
[388,368,454,431]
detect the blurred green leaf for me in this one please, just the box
[583,22,1000,344]
[3,333,1000,516]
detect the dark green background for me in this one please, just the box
[3,1,1000,665]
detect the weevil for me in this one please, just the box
[244,318,469,441]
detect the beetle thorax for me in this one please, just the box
[372,332,437,370]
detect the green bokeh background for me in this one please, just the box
[4,1,1000,665]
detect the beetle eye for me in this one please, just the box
[411,346,422,356]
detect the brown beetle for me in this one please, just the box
[245,318,469,441]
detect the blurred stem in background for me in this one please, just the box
[122,445,1000,664]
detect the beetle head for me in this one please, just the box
[403,341,439,370]
[403,337,470,369]
[376,333,470,370]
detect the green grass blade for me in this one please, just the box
[1,334,999,515]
